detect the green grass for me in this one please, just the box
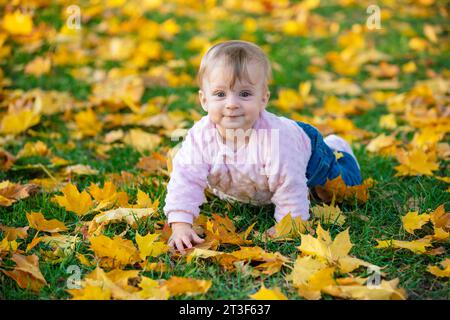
[0,1,449,300]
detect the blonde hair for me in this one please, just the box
[197,40,272,90]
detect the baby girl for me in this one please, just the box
[164,40,362,254]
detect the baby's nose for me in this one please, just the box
[225,95,240,108]
[226,103,238,110]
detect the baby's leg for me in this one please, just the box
[324,134,360,170]
[296,122,362,188]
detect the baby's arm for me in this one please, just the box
[163,128,210,253]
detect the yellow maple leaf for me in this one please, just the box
[123,129,162,153]
[323,96,358,116]
[88,181,122,211]
[163,276,211,297]
[436,177,450,183]
[323,278,407,300]
[272,213,312,240]
[430,204,449,229]
[296,267,336,300]
[298,225,352,262]
[0,110,41,135]
[375,236,433,254]
[88,181,117,202]
[63,164,98,176]
[0,237,19,254]
[69,285,111,300]
[26,237,42,252]
[288,256,327,287]
[432,227,449,241]
[311,203,346,226]
[89,234,140,267]
[105,269,141,293]
[90,207,156,234]
[75,108,103,137]
[379,114,397,130]
[298,225,374,273]
[138,277,170,300]
[274,213,293,238]
[133,189,155,208]
[73,267,141,300]
[409,37,427,51]
[26,211,68,233]
[427,259,450,278]
[395,149,439,176]
[231,246,290,265]
[2,10,33,35]
[135,233,169,260]
[401,211,430,234]
[17,140,51,158]
[205,214,253,246]
[160,19,180,38]
[273,88,304,111]
[402,61,417,73]
[366,134,398,155]
[24,56,51,76]
[0,194,14,206]
[52,183,94,216]
[76,253,94,267]
[186,248,224,263]
[411,128,445,151]
[249,284,288,300]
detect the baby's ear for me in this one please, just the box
[198,90,208,112]
[262,89,270,107]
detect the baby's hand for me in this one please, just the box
[168,222,205,255]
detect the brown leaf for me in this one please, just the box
[0,225,29,241]
[2,253,47,292]
[315,175,369,203]
[0,149,16,171]
[0,181,39,206]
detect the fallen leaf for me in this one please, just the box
[401,211,430,234]
[26,212,68,233]
[89,234,140,267]
[135,232,169,259]
[2,254,47,292]
[249,284,288,300]
[427,259,450,277]
[163,276,212,297]
[52,183,94,216]
[375,237,433,254]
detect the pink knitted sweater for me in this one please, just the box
[163,109,316,225]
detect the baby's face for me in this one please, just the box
[199,61,270,138]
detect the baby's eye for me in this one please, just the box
[240,91,252,97]
[214,91,225,97]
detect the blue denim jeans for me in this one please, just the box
[296,122,362,188]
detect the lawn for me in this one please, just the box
[0,0,448,300]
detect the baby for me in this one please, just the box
[164,40,362,254]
